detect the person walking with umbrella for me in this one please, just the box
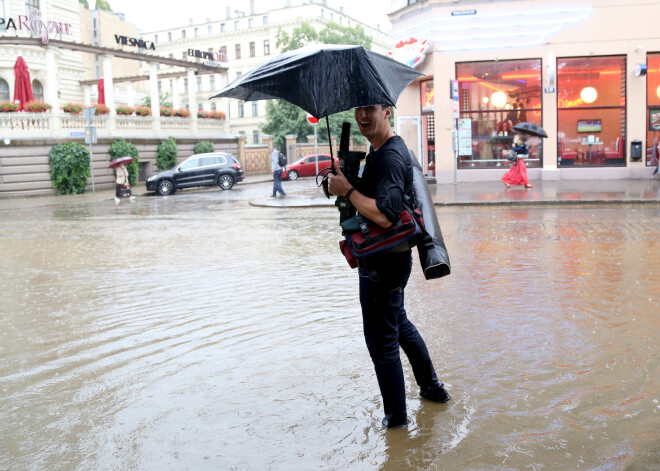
[328,105,451,429]
[502,133,533,189]
[110,156,136,203]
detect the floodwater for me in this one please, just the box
[1,189,659,470]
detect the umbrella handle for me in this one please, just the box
[326,117,335,174]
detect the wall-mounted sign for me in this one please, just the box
[649,108,660,131]
[189,48,228,63]
[387,37,432,69]
[421,80,434,113]
[115,34,155,50]
[0,7,72,44]
[451,9,477,16]
[202,60,223,68]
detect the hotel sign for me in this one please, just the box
[188,48,228,63]
[115,34,155,50]
[0,7,72,44]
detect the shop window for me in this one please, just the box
[557,55,626,167]
[646,53,660,167]
[31,79,43,101]
[457,58,543,169]
[0,78,9,101]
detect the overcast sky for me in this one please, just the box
[96,0,393,34]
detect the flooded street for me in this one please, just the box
[1,185,659,470]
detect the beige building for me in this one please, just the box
[140,2,392,144]
[388,0,660,183]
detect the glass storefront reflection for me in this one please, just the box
[457,59,542,169]
[646,53,660,167]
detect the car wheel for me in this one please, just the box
[288,169,299,181]
[156,179,175,196]
[218,174,235,190]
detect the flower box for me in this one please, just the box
[135,106,151,116]
[175,108,190,117]
[160,106,175,117]
[25,101,52,112]
[94,104,110,115]
[116,105,134,115]
[0,101,21,112]
[62,103,84,114]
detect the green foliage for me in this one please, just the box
[318,23,372,49]
[108,137,139,185]
[49,143,90,195]
[142,92,173,109]
[194,141,214,154]
[79,0,89,8]
[157,137,178,170]
[95,0,112,11]
[264,22,372,148]
[276,22,318,52]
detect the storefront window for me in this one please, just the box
[557,55,626,167]
[457,59,542,169]
[646,53,660,167]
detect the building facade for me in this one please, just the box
[388,0,659,182]
[139,2,391,144]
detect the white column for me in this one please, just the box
[127,83,134,107]
[172,77,180,110]
[149,63,161,132]
[44,47,58,111]
[187,68,198,133]
[102,55,115,115]
[83,85,92,107]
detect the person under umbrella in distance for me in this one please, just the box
[502,134,534,190]
[270,148,287,198]
[328,105,451,429]
[110,156,136,203]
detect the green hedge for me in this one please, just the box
[194,141,214,154]
[49,143,90,195]
[157,137,178,170]
[108,137,139,186]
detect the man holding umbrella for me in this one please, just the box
[328,105,450,429]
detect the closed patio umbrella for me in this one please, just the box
[13,56,34,111]
[97,78,105,105]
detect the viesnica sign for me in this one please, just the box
[0,7,72,44]
[115,34,156,50]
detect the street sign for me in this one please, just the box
[452,99,460,118]
[85,126,97,145]
[306,112,318,125]
[70,131,85,138]
[450,79,459,100]
[83,107,95,126]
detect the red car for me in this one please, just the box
[281,154,333,180]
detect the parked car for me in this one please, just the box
[146,152,244,195]
[281,154,333,180]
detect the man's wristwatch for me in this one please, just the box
[345,187,356,200]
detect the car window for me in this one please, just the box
[179,158,200,170]
[228,155,239,164]
[318,155,331,162]
[304,157,315,164]
[200,157,216,166]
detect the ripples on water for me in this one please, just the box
[1,200,659,470]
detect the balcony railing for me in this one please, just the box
[0,111,229,137]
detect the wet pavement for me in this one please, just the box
[1,176,660,470]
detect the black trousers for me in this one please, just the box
[358,251,441,427]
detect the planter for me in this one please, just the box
[135,106,151,116]
[94,104,110,115]
[0,101,21,112]
[116,105,134,115]
[24,101,52,112]
[62,103,84,114]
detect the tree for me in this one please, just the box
[263,22,373,150]
[79,0,89,8]
[141,92,173,109]
[95,0,112,11]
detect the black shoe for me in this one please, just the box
[420,384,451,403]
[270,194,276,197]
[382,416,408,429]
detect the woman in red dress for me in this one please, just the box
[502,134,533,189]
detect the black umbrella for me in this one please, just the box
[513,122,548,138]
[211,44,422,119]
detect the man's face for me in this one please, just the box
[354,105,390,140]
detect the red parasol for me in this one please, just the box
[13,56,34,111]
[109,156,134,168]
[97,78,105,105]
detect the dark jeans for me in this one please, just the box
[272,169,286,196]
[359,251,441,427]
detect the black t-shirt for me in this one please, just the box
[357,135,413,224]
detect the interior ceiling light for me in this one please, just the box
[580,86,598,104]
[491,91,507,108]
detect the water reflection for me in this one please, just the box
[1,200,659,470]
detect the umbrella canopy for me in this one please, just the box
[13,56,34,111]
[513,122,548,138]
[211,44,423,118]
[109,156,134,168]
[97,78,105,105]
